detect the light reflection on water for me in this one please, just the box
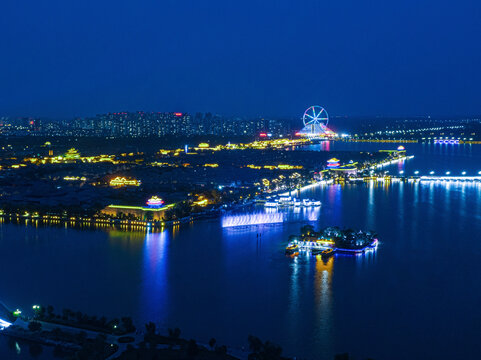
[141,231,169,329]
[313,256,334,354]
[2,144,481,359]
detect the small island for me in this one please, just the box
[286,225,378,255]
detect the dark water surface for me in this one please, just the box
[1,143,481,359]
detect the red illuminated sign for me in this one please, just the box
[174,112,183,117]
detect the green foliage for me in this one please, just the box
[145,322,156,336]
[164,201,192,220]
[215,345,227,355]
[47,305,54,318]
[186,339,199,357]
[300,224,315,236]
[248,335,263,353]
[248,335,283,360]
[168,327,181,339]
[121,316,136,333]
[28,321,42,332]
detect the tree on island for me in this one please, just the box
[209,337,217,350]
[300,224,315,237]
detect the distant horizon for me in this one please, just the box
[1,110,481,122]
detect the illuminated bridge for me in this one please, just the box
[419,176,481,182]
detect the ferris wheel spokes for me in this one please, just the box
[303,106,329,127]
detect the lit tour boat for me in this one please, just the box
[321,248,334,258]
[264,201,278,208]
[285,243,299,254]
[264,196,321,208]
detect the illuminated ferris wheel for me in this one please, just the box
[303,106,329,128]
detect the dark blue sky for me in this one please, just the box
[1,0,480,118]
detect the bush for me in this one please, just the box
[28,321,42,332]
[216,345,227,355]
[187,339,199,357]
[168,327,181,339]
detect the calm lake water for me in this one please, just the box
[1,142,481,359]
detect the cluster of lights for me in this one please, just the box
[371,125,464,136]
[326,158,340,168]
[109,177,141,187]
[247,164,303,170]
[411,170,481,176]
[434,139,459,144]
[146,196,164,206]
[64,176,87,181]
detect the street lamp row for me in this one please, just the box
[408,171,481,176]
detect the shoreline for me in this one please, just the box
[0,154,415,233]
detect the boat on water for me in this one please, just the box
[301,198,321,207]
[285,244,299,254]
[278,196,293,206]
[321,248,334,258]
[302,199,312,207]
[263,196,320,208]
[311,248,323,255]
[264,201,278,208]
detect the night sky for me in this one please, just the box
[1,0,480,118]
